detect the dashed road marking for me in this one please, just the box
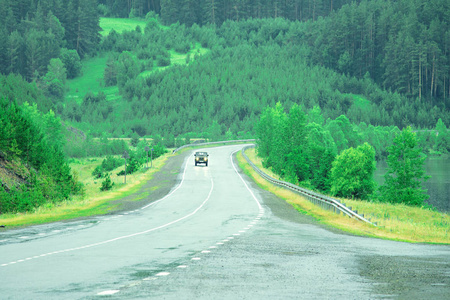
[143,277,156,281]
[97,290,120,296]
[155,272,170,276]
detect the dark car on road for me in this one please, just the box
[194,152,209,166]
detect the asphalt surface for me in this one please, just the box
[0,145,449,299]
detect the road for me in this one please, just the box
[0,145,449,299]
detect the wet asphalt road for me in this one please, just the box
[0,145,449,299]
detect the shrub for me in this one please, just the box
[100,173,114,191]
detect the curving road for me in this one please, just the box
[0,145,449,299]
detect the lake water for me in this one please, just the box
[374,158,450,213]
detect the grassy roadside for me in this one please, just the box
[0,142,237,228]
[238,147,450,244]
[0,152,171,228]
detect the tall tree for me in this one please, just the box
[379,126,429,206]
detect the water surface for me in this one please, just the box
[374,158,450,213]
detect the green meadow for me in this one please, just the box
[100,17,148,36]
[66,18,210,103]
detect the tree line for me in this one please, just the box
[60,16,448,140]
[98,0,362,25]
[302,0,450,107]
[0,0,99,82]
[256,102,431,206]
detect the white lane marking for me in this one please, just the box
[143,277,156,281]
[223,239,229,242]
[216,242,224,245]
[239,230,246,233]
[0,239,8,243]
[19,236,29,239]
[201,250,211,254]
[209,246,217,249]
[1,178,215,268]
[140,153,190,210]
[155,272,170,276]
[191,257,201,261]
[97,290,120,296]
[177,265,188,268]
[230,150,263,211]
[233,233,240,236]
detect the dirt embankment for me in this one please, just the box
[0,151,31,192]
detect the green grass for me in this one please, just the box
[349,94,371,109]
[68,20,210,103]
[239,147,450,244]
[139,43,211,78]
[0,152,171,228]
[66,55,120,104]
[100,18,148,36]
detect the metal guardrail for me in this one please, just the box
[172,139,256,154]
[241,145,375,226]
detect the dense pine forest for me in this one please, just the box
[1,0,450,212]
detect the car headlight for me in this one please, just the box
[196,157,199,161]
[204,158,208,161]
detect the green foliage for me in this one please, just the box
[330,143,377,200]
[64,134,129,158]
[42,58,67,98]
[0,97,83,214]
[101,155,122,171]
[60,48,82,79]
[92,165,103,179]
[100,173,114,191]
[434,119,450,154]
[257,102,335,192]
[0,0,100,80]
[379,127,430,206]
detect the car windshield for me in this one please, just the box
[196,152,207,156]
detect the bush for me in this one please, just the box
[100,173,114,191]
[157,55,171,67]
[92,165,103,178]
[101,155,122,171]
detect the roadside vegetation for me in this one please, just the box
[1,1,449,238]
[239,148,449,244]
[0,151,170,228]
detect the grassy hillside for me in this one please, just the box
[100,18,148,36]
[66,18,209,105]
[66,55,120,104]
